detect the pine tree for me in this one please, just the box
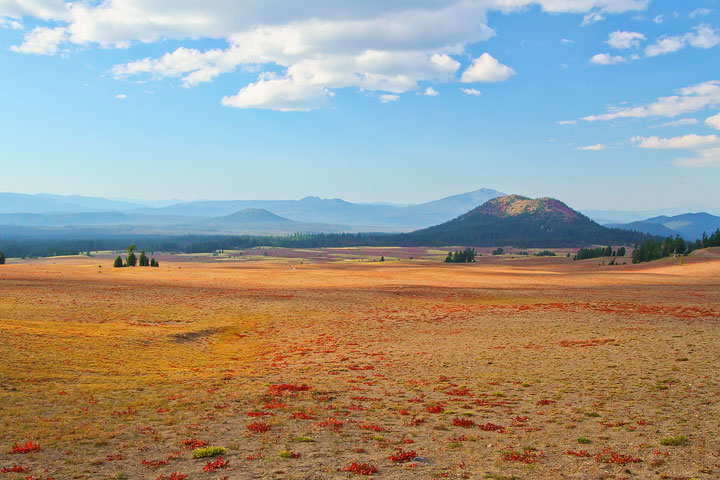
[150,258,156,267]
[380,256,385,262]
[126,252,137,267]
[0,250,5,265]
[153,260,159,267]
[139,251,149,266]
[113,255,124,268]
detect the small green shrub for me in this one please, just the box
[295,436,314,443]
[577,436,591,444]
[192,446,226,458]
[660,435,688,446]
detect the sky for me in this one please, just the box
[1,0,719,211]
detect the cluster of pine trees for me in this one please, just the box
[574,245,626,261]
[444,247,477,263]
[113,245,159,268]
[632,229,720,263]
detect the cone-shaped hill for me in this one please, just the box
[403,195,649,247]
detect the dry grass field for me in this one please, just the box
[1,248,719,479]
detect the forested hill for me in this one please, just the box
[403,195,650,248]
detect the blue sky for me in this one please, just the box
[1,0,719,212]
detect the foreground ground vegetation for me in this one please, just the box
[1,247,719,478]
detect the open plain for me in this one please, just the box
[1,248,720,479]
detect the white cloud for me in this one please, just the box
[461,87,482,96]
[653,118,698,128]
[583,80,720,121]
[0,17,23,29]
[675,147,720,167]
[632,134,720,149]
[590,53,625,65]
[115,94,127,99]
[706,112,720,130]
[5,0,651,110]
[221,76,333,111]
[557,120,576,125]
[380,94,399,103]
[561,38,574,44]
[606,30,645,49]
[653,14,663,24]
[576,144,606,150]
[689,8,712,19]
[460,53,515,83]
[645,24,720,57]
[423,87,439,96]
[581,11,605,26]
[10,26,66,54]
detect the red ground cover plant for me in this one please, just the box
[291,411,315,420]
[388,448,418,463]
[478,423,506,433]
[359,423,387,432]
[247,421,271,433]
[314,417,343,430]
[11,441,41,454]
[203,456,229,471]
[2,465,29,473]
[340,462,378,475]
[502,450,545,463]
[452,417,476,428]
[157,474,189,480]
[181,438,206,449]
[267,383,311,395]
[594,447,643,464]
[566,450,592,457]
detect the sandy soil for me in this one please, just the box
[1,250,719,479]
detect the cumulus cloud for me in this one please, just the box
[115,94,127,99]
[590,53,625,65]
[606,30,645,49]
[5,0,651,110]
[221,77,333,111]
[461,87,482,96]
[460,53,515,82]
[675,147,720,167]
[576,144,606,150]
[706,112,720,130]
[10,26,66,54]
[645,24,720,57]
[583,80,720,121]
[380,94,399,103]
[581,11,605,26]
[423,87,439,96]
[632,134,720,149]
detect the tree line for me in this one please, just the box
[632,229,720,263]
[444,247,477,263]
[113,245,159,268]
[574,245,626,261]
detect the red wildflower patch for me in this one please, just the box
[11,442,41,454]
[502,450,544,463]
[2,465,29,473]
[359,423,388,432]
[426,404,445,413]
[478,422,506,433]
[263,399,288,409]
[181,438,206,449]
[594,448,642,464]
[446,387,471,396]
[267,383,311,395]
[452,417,476,428]
[388,448,418,463]
[247,411,274,417]
[566,450,592,457]
[157,474,189,480]
[292,411,316,420]
[341,462,378,475]
[405,417,425,427]
[203,456,229,472]
[314,417,343,431]
[247,421,271,433]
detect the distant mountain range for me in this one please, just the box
[608,213,720,241]
[0,188,505,233]
[403,195,648,247]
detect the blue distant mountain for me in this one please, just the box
[609,213,720,240]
